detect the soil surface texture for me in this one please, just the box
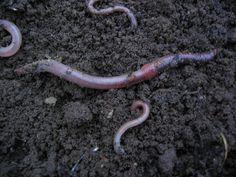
[0,0,236,177]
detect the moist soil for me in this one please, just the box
[0,0,236,177]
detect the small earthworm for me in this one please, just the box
[0,20,22,57]
[114,100,150,154]
[15,49,219,89]
[86,0,137,29]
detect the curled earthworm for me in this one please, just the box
[114,100,150,154]
[86,0,137,29]
[0,20,22,57]
[15,49,219,89]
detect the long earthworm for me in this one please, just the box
[114,100,150,154]
[15,49,219,89]
[86,0,137,29]
[0,20,22,57]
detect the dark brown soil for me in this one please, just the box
[0,0,236,177]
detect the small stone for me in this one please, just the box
[107,110,114,119]
[93,146,99,152]
[44,97,57,105]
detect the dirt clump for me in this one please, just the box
[63,101,93,127]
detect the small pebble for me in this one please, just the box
[93,146,99,152]
[44,96,57,105]
[107,110,114,119]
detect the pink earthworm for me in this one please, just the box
[86,0,137,29]
[15,49,219,89]
[0,20,22,57]
[114,100,150,154]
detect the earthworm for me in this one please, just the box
[0,20,22,57]
[86,0,137,29]
[114,100,150,154]
[15,49,219,89]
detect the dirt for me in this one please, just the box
[0,0,236,176]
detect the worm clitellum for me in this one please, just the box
[0,20,22,57]
[114,100,150,154]
[86,0,137,29]
[15,49,219,89]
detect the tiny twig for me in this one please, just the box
[220,132,228,164]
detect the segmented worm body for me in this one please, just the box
[0,20,22,57]
[114,100,150,154]
[86,0,137,29]
[15,49,219,89]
